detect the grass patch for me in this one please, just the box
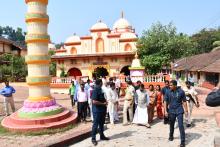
[0,123,77,136]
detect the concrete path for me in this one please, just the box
[72,116,217,147]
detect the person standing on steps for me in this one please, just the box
[91,79,109,146]
[164,80,188,147]
[0,81,16,116]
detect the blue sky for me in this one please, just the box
[1,0,220,43]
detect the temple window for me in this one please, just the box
[70,47,77,54]
[96,38,104,53]
[124,43,132,51]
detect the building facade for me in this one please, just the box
[173,50,220,89]
[52,13,138,78]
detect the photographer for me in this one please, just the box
[183,81,200,127]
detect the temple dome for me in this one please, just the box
[65,34,80,44]
[91,20,108,30]
[113,18,131,30]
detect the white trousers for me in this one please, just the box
[186,100,194,124]
[108,102,118,124]
[4,96,15,115]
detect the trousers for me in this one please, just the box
[123,100,133,124]
[4,96,15,115]
[91,111,106,141]
[186,100,194,124]
[169,112,185,144]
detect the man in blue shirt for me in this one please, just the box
[0,81,16,116]
[164,80,188,147]
[91,79,109,146]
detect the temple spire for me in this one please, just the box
[121,11,124,18]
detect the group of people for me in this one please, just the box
[0,76,210,147]
[76,77,201,147]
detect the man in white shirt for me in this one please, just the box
[77,83,89,122]
[107,82,119,125]
[184,81,200,127]
[88,83,95,121]
[115,77,121,97]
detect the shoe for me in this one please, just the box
[145,123,151,128]
[180,143,185,147]
[123,123,129,126]
[186,124,191,128]
[100,136,110,140]
[92,140,97,146]
[168,137,174,141]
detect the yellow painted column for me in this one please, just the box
[18,0,63,118]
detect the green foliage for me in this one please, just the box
[0,54,27,82]
[60,64,66,77]
[191,28,220,53]
[55,42,64,49]
[48,50,57,76]
[0,26,26,46]
[137,22,196,74]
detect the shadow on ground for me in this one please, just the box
[186,132,202,145]
[109,131,136,140]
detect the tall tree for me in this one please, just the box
[191,28,220,54]
[137,22,196,74]
[2,26,26,46]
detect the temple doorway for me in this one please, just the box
[120,65,130,76]
[93,67,109,78]
[68,68,82,77]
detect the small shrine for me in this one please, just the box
[129,52,145,82]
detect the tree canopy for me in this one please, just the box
[191,28,220,54]
[137,22,196,74]
[0,26,26,46]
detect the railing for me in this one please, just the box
[145,75,168,82]
[51,77,74,84]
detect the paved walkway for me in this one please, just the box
[72,117,217,147]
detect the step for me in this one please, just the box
[1,111,78,132]
[9,109,71,125]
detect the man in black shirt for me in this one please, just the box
[164,80,188,147]
[91,79,109,146]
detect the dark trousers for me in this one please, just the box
[91,111,106,141]
[70,95,75,107]
[77,102,88,121]
[169,113,185,144]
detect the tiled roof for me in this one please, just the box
[173,50,220,73]
[0,36,26,50]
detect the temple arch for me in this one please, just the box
[120,65,130,76]
[68,67,82,77]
